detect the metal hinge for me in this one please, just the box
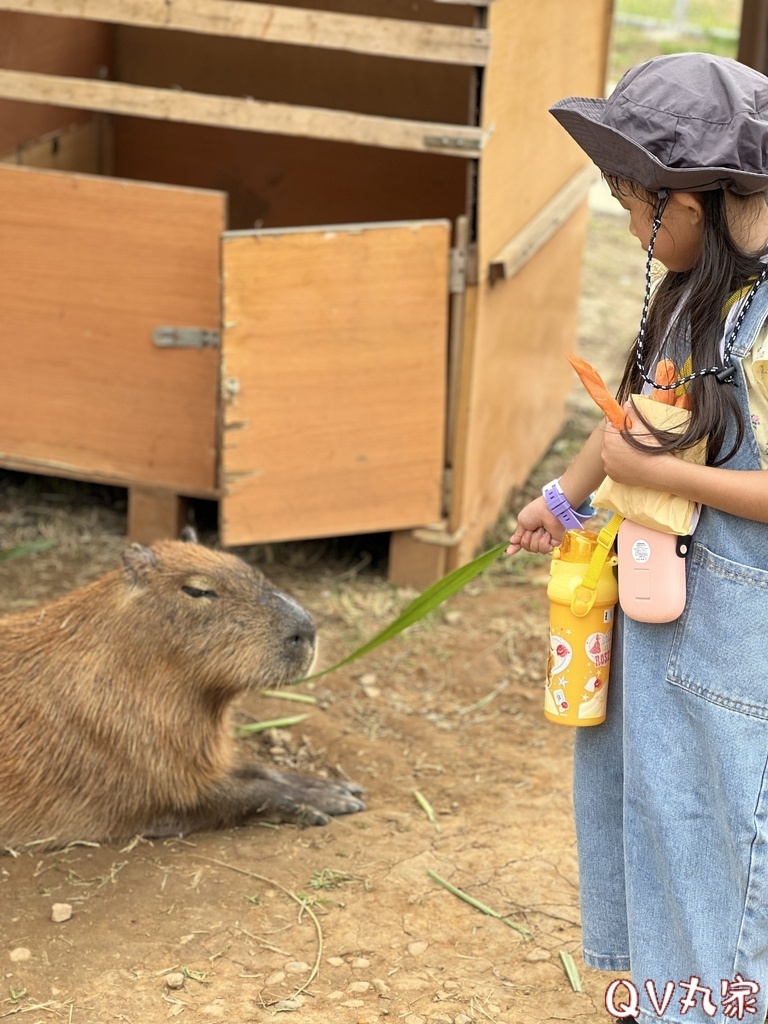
[153,326,220,349]
[449,248,467,295]
[423,135,481,153]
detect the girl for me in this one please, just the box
[508,53,768,1024]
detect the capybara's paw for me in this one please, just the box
[274,772,365,823]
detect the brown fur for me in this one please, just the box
[0,538,363,851]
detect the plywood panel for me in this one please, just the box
[0,164,225,492]
[114,117,468,230]
[221,221,450,544]
[477,0,611,269]
[0,12,111,154]
[115,25,472,125]
[448,205,589,569]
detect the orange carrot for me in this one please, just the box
[566,354,626,429]
[653,358,678,406]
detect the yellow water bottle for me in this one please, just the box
[545,526,619,726]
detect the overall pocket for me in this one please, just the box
[667,543,768,718]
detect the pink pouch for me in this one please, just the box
[617,520,691,623]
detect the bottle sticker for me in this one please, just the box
[632,539,651,563]
[604,607,614,624]
[549,635,572,676]
[586,630,612,667]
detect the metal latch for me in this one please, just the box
[153,327,220,349]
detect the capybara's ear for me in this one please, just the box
[122,543,158,582]
[180,525,199,544]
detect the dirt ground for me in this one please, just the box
[0,206,646,1024]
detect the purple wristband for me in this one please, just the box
[542,479,594,531]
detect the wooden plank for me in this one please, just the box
[388,531,448,588]
[0,12,110,154]
[476,0,612,268]
[738,0,768,74]
[0,164,225,492]
[220,221,450,545]
[128,488,190,545]
[0,119,104,172]
[114,22,474,138]
[0,0,490,66]
[488,164,597,283]
[447,207,589,571]
[0,69,484,157]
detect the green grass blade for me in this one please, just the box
[559,950,583,992]
[236,714,311,735]
[0,540,55,562]
[294,541,507,683]
[413,790,442,833]
[427,870,532,937]
[260,690,318,705]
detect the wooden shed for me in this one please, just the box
[0,0,612,585]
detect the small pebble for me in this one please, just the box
[327,956,345,967]
[455,1016,472,1024]
[265,970,286,985]
[373,978,391,996]
[341,999,365,1008]
[525,948,551,962]
[9,948,31,963]
[273,998,304,1011]
[443,610,462,625]
[407,941,429,956]
[351,957,370,968]
[165,972,185,990]
[347,981,370,993]
[405,1016,426,1024]
[359,673,377,685]
[327,991,343,1000]
[284,960,311,974]
[51,903,73,923]
[430,1015,453,1024]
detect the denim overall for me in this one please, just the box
[574,284,768,1024]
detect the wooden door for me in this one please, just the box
[0,164,225,493]
[220,220,450,544]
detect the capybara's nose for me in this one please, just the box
[272,591,316,655]
[286,608,316,651]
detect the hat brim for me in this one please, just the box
[551,96,768,196]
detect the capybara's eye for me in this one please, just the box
[181,585,219,599]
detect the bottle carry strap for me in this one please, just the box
[570,513,623,617]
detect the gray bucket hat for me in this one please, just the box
[550,52,768,195]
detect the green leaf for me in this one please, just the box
[293,541,507,683]
[0,540,55,562]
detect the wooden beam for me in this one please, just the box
[0,69,485,157]
[487,164,597,283]
[0,0,490,66]
[738,0,768,75]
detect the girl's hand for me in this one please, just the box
[507,496,565,555]
[601,414,676,488]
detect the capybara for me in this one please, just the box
[0,534,364,851]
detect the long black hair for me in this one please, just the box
[607,177,768,465]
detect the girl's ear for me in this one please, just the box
[670,191,704,223]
